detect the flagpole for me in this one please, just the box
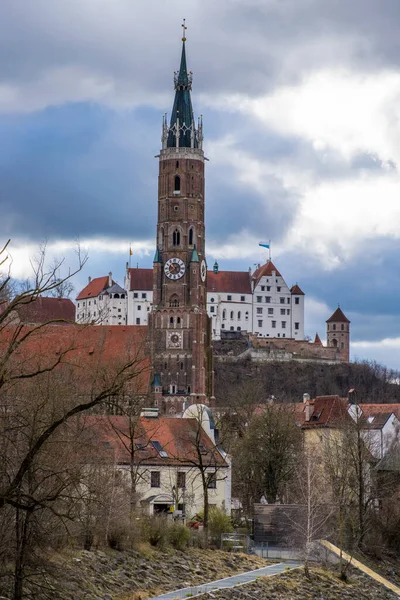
[269,240,271,261]
[129,244,132,268]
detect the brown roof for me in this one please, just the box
[290,284,305,296]
[358,403,400,421]
[76,276,110,300]
[313,333,322,346]
[78,414,228,468]
[128,268,153,291]
[252,260,282,285]
[296,395,351,429]
[207,271,252,294]
[13,296,75,324]
[326,307,350,323]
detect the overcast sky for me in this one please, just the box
[1,0,400,371]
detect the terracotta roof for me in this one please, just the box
[252,260,282,284]
[128,268,153,291]
[0,324,150,393]
[296,395,351,429]
[326,307,350,323]
[77,414,228,468]
[14,296,75,324]
[313,333,322,346]
[290,284,305,296]
[76,276,110,300]
[207,271,251,294]
[358,403,400,421]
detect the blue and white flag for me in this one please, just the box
[259,242,270,249]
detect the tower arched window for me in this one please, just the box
[188,227,194,246]
[173,229,180,246]
[222,310,226,320]
[174,175,181,192]
[177,317,181,324]
[169,295,179,307]
[230,311,234,320]
[238,311,241,321]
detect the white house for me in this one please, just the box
[348,403,400,459]
[76,259,305,342]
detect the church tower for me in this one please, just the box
[148,26,214,415]
[326,307,350,363]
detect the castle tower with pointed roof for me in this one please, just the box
[148,29,213,415]
[326,307,350,362]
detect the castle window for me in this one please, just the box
[268,308,273,315]
[265,297,271,303]
[341,324,344,330]
[257,307,263,315]
[280,308,285,315]
[138,305,141,311]
[333,324,336,331]
[176,160,179,168]
[189,228,194,245]
[280,297,285,304]
[230,311,234,320]
[134,292,138,298]
[164,362,167,369]
[287,309,290,315]
[237,327,241,331]
[121,294,125,299]
[241,296,245,302]
[238,311,241,320]
[173,229,181,246]
[257,296,262,303]
[295,322,299,330]
[267,286,271,291]
[261,286,265,291]
[287,298,290,304]
[258,320,263,328]
[272,321,276,328]
[187,385,191,393]
[136,318,140,325]
[295,297,299,305]
[282,321,286,328]
[277,286,281,292]
[169,296,179,307]
[230,326,234,331]
[174,175,181,192]
[221,324,225,329]
[222,310,226,320]
[114,293,120,299]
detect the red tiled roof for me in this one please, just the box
[15,296,75,324]
[313,333,322,346]
[358,403,400,421]
[128,268,153,291]
[78,414,228,468]
[326,307,350,323]
[252,260,282,284]
[296,395,351,428]
[207,271,251,294]
[0,324,150,393]
[76,276,110,300]
[290,284,304,296]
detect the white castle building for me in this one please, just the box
[75,259,305,341]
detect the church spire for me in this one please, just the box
[163,21,200,149]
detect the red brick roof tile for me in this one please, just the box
[252,260,282,284]
[16,296,75,324]
[207,271,251,294]
[76,276,110,300]
[290,284,305,295]
[313,333,322,346]
[326,307,350,323]
[128,268,153,291]
[296,395,351,428]
[358,403,400,421]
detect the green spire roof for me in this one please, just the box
[190,245,200,262]
[151,373,162,388]
[153,247,162,263]
[167,40,197,148]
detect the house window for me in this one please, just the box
[272,321,276,328]
[207,473,217,489]
[257,307,263,315]
[227,295,232,301]
[241,296,245,302]
[177,472,186,488]
[341,324,344,331]
[265,297,271,303]
[151,472,160,488]
[238,311,241,320]
[210,306,215,313]
[280,308,285,315]
[282,321,286,328]
[287,298,290,304]
[136,318,140,324]
[118,308,121,313]
[222,310,226,320]
[230,326,234,331]
[280,297,285,304]
[277,286,281,292]
[268,308,273,315]
[151,440,168,457]
[261,286,265,291]
[295,322,299,330]
[237,326,241,331]
[138,305,141,311]
[287,309,290,315]
[295,297,299,305]
[258,320,263,327]
[230,311,234,320]
[77,303,80,308]
[266,286,271,291]
[221,324,225,329]
[333,324,336,331]
[257,296,262,303]
[134,292,138,298]
[142,293,147,299]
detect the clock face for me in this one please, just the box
[167,331,183,348]
[200,259,207,282]
[164,258,185,280]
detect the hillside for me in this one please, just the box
[215,358,400,405]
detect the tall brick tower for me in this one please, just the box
[148,27,214,415]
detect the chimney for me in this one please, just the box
[88,276,91,284]
[305,400,314,422]
[140,407,159,418]
[303,393,310,403]
[108,271,112,287]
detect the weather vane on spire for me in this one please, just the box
[181,18,187,41]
